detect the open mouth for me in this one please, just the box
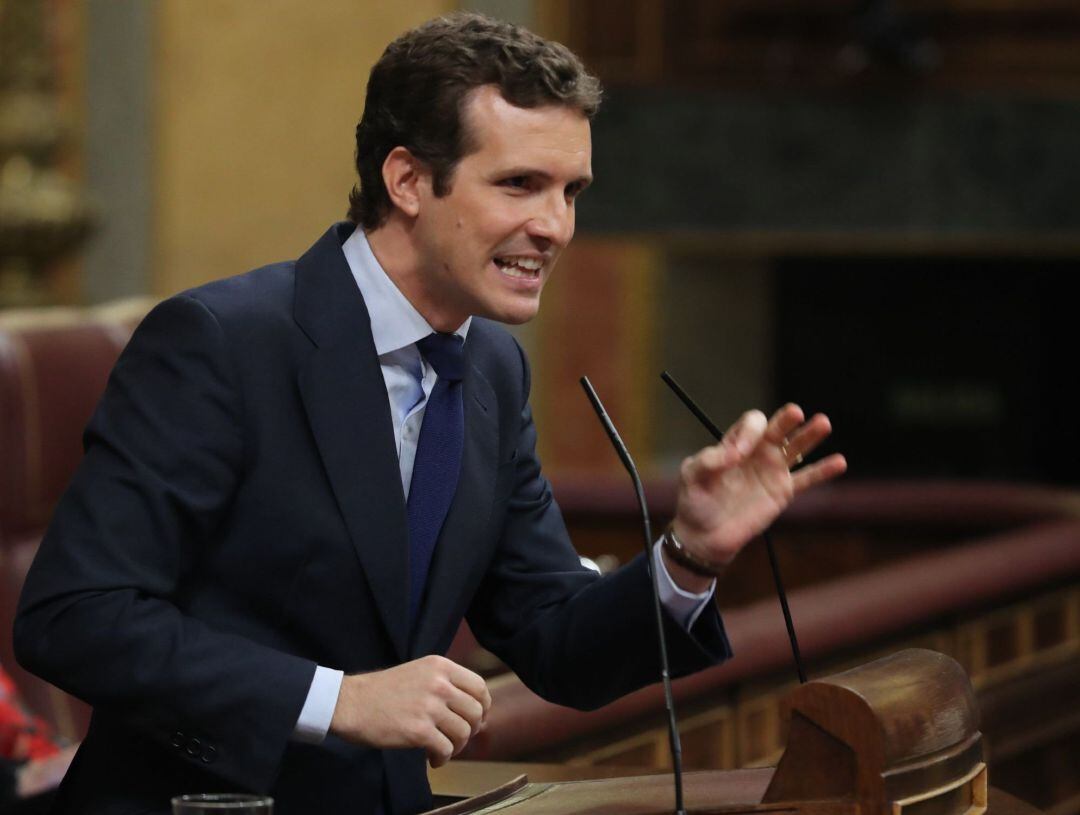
[494,255,543,280]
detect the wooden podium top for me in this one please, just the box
[429,649,1037,815]
[428,762,1042,815]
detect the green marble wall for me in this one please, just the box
[582,88,1080,234]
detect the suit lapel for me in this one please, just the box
[411,353,499,656]
[295,224,410,662]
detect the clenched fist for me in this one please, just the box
[329,655,491,767]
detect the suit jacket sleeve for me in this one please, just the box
[14,295,315,792]
[465,337,732,711]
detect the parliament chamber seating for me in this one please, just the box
[1,301,1078,813]
[0,299,152,744]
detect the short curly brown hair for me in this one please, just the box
[347,12,601,229]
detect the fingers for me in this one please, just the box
[681,444,736,485]
[447,660,492,721]
[763,403,805,446]
[425,729,456,768]
[791,452,847,493]
[682,409,768,484]
[780,412,832,467]
[446,684,486,736]
[426,661,489,766]
[724,409,768,456]
[759,403,836,471]
[684,405,839,482]
[329,655,491,767]
[428,703,472,766]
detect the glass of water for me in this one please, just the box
[171,794,273,814]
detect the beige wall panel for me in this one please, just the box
[154,0,454,295]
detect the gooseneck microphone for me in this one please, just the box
[580,376,687,815]
[660,370,808,686]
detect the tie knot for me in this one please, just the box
[416,332,465,381]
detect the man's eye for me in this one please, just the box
[567,179,593,201]
[501,176,529,189]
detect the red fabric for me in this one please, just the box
[0,664,61,762]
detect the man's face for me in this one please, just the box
[411,85,592,329]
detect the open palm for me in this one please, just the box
[672,404,847,567]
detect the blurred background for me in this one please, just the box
[4,0,1080,484]
[1,1,1079,811]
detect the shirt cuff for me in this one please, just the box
[292,665,344,744]
[653,538,716,630]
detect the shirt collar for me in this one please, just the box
[341,225,471,356]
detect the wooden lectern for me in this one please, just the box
[427,649,997,815]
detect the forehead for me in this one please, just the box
[460,85,592,175]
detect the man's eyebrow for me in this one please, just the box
[497,167,594,187]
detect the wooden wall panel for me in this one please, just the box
[540,0,1080,92]
[153,0,454,296]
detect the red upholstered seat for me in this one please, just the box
[0,300,152,742]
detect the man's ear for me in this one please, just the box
[382,146,428,218]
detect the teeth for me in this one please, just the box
[494,254,544,274]
[500,264,535,279]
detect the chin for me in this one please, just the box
[498,301,542,325]
[497,310,538,326]
[476,294,542,326]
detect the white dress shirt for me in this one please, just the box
[293,226,714,743]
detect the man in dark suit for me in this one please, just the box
[15,13,845,815]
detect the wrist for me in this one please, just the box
[662,523,728,579]
[660,546,716,594]
[329,673,365,740]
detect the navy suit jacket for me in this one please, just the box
[15,224,731,815]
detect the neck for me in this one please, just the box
[365,216,467,333]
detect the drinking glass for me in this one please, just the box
[171,794,273,814]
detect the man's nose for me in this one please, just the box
[526,193,575,248]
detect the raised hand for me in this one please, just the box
[667,404,846,588]
[330,655,491,767]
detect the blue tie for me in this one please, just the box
[406,332,465,626]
